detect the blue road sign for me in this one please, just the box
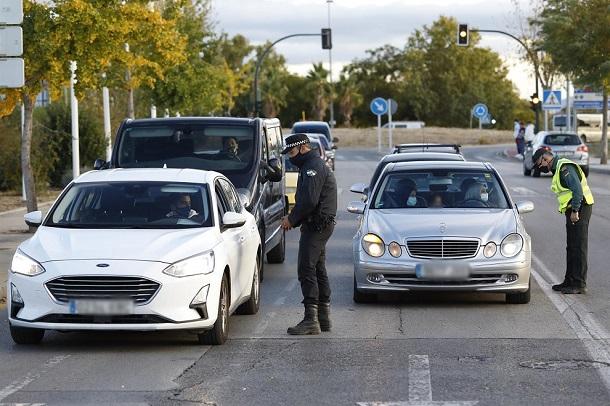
[472,103,488,119]
[370,97,388,115]
[542,90,561,110]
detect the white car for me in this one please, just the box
[8,168,261,345]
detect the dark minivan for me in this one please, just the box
[96,117,286,278]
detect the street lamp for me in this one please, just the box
[327,0,335,128]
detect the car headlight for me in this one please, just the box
[388,241,402,258]
[362,234,385,257]
[11,250,45,276]
[483,242,497,258]
[500,234,523,258]
[163,251,215,277]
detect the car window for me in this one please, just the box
[117,125,255,172]
[46,182,212,229]
[544,134,581,146]
[218,178,242,213]
[371,170,509,209]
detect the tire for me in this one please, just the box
[523,164,531,176]
[198,273,229,345]
[266,229,285,264]
[582,166,589,177]
[236,252,261,315]
[353,275,376,303]
[10,324,45,345]
[581,134,587,143]
[506,278,531,304]
[532,168,541,178]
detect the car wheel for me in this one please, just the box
[506,278,531,304]
[353,275,376,303]
[266,228,285,264]
[582,166,589,177]
[236,252,261,315]
[532,168,541,178]
[198,273,229,345]
[523,164,531,176]
[10,324,45,345]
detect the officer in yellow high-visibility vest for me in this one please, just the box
[533,148,594,294]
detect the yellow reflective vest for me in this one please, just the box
[551,158,594,214]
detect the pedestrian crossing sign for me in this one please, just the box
[542,90,562,110]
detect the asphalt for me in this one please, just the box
[0,146,609,405]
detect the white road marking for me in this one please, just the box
[532,254,610,397]
[0,355,70,402]
[253,279,299,336]
[357,355,478,405]
[510,186,537,196]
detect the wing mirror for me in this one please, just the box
[93,158,107,170]
[347,201,366,214]
[24,211,43,227]
[350,183,368,195]
[222,212,247,229]
[236,188,252,209]
[332,137,339,143]
[515,200,535,214]
[265,157,283,183]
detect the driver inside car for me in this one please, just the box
[166,194,199,219]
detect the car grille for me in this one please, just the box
[34,314,170,324]
[46,276,160,305]
[406,239,479,259]
[383,273,509,286]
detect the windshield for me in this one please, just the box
[46,182,212,229]
[292,125,330,140]
[371,169,509,209]
[544,134,581,146]
[117,125,255,172]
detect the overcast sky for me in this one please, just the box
[210,0,539,99]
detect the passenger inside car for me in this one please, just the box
[384,178,427,208]
[430,193,444,208]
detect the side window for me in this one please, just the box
[266,125,277,159]
[262,127,269,160]
[215,183,230,225]
[274,127,283,157]
[219,178,242,213]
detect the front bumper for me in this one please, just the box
[8,259,222,332]
[354,249,531,294]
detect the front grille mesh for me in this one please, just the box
[383,273,507,286]
[406,239,479,258]
[46,276,160,305]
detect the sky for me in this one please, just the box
[210,0,540,100]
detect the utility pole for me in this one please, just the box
[327,0,335,128]
[102,73,112,161]
[69,61,80,179]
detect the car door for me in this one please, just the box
[219,178,256,297]
[262,125,285,246]
[215,180,244,304]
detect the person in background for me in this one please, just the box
[430,193,444,208]
[525,121,536,143]
[516,121,526,157]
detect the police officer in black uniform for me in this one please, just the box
[281,133,337,335]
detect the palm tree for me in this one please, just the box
[306,63,330,121]
[337,73,363,127]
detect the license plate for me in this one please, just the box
[69,299,135,315]
[415,262,470,281]
[556,151,574,157]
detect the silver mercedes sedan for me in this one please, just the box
[348,161,534,304]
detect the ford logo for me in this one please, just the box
[96,263,110,268]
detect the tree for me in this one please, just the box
[306,63,330,121]
[336,73,363,127]
[537,0,610,164]
[254,44,291,118]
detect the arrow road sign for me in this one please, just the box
[370,97,388,116]
[542,90,561,111]
[388,98,398,115]
[472,103,488,119]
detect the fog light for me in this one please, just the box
[10,283,23,304]
[368,273,385,283]
[190,284,210,306]
[502,274,518,283]
[388,242,402,258]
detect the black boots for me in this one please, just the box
[287,304,321,335]
[318,302,331,332]
[552,281,569,291]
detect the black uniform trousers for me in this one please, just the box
[564,203,592,288]
[297,223,334,305]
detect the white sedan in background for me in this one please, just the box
[8,168,261,345]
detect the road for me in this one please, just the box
[1,145,610,405]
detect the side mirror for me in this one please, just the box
[222,212,247,229]
[236,188,252,209]
[332,137,339,143]
[266,157,283,182]
[93,158,107,170]
[347,201,366,214]
[515,200,535,214]
[350,183,368,195]
[331,145,338,150]
[24,211,43,227]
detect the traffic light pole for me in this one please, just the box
[470,29,543,132]
[253,33,321,117]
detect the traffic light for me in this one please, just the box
[321,28,332,50]
[530,93,541,111]
[457,24,469,46]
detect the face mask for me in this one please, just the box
[407,196,417,206]
[480,193,489,202]
[289,151,308,168]
[176,207,191,217]
[539,165,550,174]
[227,145,237,155]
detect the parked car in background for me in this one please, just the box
[8,168,261,345]
[306,133,337,170]
[291,121,339,144]
[382,121,425,129]
[523,131,589,177]
[96,117,287,275]
[392,143,461,154]
[348,161,534,305]
[284,137,329,207]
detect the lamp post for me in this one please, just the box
[327,0,335,128]
[69,61,80,179]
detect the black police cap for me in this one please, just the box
[281,133,310,154]
[532,148,551,164]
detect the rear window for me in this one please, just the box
[544,134,581,146]
[292,124,330,139]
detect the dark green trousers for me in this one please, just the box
[564,203,592,288]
